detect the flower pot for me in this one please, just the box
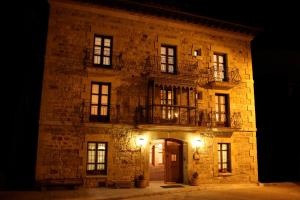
[190,178,200,186]
[135,179,147,188]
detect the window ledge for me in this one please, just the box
[85,175,108,178]
[218,172,232,176]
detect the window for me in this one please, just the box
[213,53,227,81]
[218,143,231,173]
[87,142,107,175]
[93,35,112,67]
[90,82,111,122]
[150,143,164,166]
[215,94,228,126]
[161,45,176,74]
[160,88,176,119]
[157,143,163,164]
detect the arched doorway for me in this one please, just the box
[149,139,183,183]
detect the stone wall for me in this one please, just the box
[36,0,257,187]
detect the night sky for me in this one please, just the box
[2,0,299,189]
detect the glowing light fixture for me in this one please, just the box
[192,138,204,148]
[137,137,146,147]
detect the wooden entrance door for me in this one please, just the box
[165,139,183,183]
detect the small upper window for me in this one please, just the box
[213,53,227,81]
[161,45,176,74]
[93,35,112,67]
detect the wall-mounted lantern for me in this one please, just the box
[137,137,146,147]
[192,138,204,149]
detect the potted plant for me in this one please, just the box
[190,172,200,186]
[135,174,147,188]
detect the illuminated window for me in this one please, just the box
[215,94,228,126]
[160,88,176,119]
[90,82,111,122]
[157,143,163,164]
[218,143,231,173]
[213,53,227,81]
[87,142,107,175]
[93,35,112,67]
[161,45,176,74]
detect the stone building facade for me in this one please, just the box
[36,0,258,188]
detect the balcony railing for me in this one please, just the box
[136,104,198,126]
[197,67,241,89]
[197,110,243,129]
[144,55,200,76]
[79,101,242,129]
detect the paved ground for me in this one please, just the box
[125,182,300,200]
[0,182,299,200]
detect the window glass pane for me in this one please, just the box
[219,55,224,63]
[104,47,110,56]
[162,107,166,119]
[101,95,108,105]
[219,64,224,71]
[158,152,163,164]
[168,91,172,100]
[222,144,227,150]
[98,143,106,150]
[95,37,101,46]
[92,84,99,94]
[218,144,221,151]
[215,96,219,102]
[101,106,108,116]
[88,143,96,150]
[222,151,227,162]
[168,48,174,56]
[102,85,109,94]
[103,57,110,65]
[161,56,166,63]
[218,151,221,161]
[97,164,105,170]
[218,163,221,170]
[216,113,219,121]
[92,95,99,104]
[220,105,225,112]
[88,150,95,163]
[168,65,174,73]
[87,164,95,170]
[161,47,166,55]
[223,163,227,170]
[220,72,224,79]
[220,96,225,104]
[91,106,98,115]
[94,56,101,64]
[168,57,174,64]
[213,54,217,62]
[215,104,219,112]
[98,150,105,162]
[94,46,101,55]
[221,114,226,122]
[213,63,218,69]
[161,64,166,72]
[104,38,111,47]
[214,71,218,79]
